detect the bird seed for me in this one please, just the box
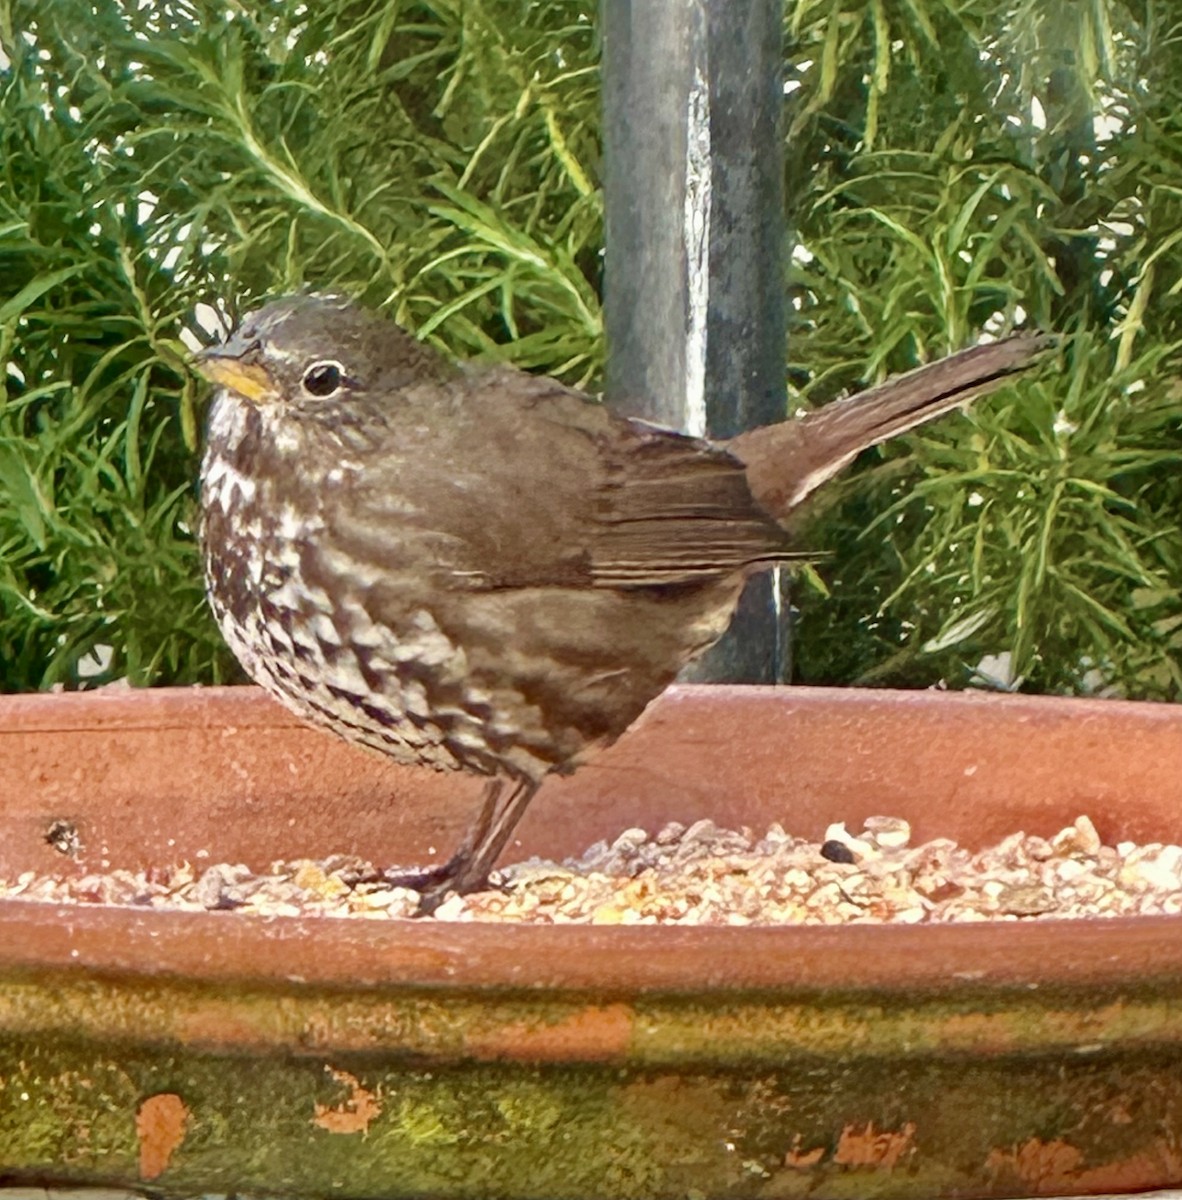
[3,814,1182,925]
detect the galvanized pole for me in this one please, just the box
[601,0,790,683]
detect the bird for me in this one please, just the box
[195,293,1054,912]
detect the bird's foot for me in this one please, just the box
[381,855,501,916]
[382,774,543,916]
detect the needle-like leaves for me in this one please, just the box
[1,0,1179,699]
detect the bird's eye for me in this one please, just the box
[302,360,345,397]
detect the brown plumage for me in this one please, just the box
[196,294,1054,911]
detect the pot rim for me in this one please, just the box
[2,874,1181,996]
[4,682,1182,997]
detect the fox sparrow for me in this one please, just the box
[196,294,1052,911]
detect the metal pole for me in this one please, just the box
[601,0,790,684]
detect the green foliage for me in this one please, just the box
[784,0,1182,697]
[0,6,228,686]
[0,0,1179,696]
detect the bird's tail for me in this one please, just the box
[727,333,1057,524]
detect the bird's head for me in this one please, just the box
[193,293,450,411]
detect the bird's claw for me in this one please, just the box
[382,856,500,916]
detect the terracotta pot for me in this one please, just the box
[2,683,1182,1198]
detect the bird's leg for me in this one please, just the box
[413,776,541,915]
[381,778,504,891]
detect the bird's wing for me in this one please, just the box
[584,418,801,588]
[331,369,796,594]
[496,376,799,589]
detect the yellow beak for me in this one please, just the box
[193,352,279,404]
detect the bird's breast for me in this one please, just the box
[198,401,547,777]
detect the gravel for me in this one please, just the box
[4,814,1182,925]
